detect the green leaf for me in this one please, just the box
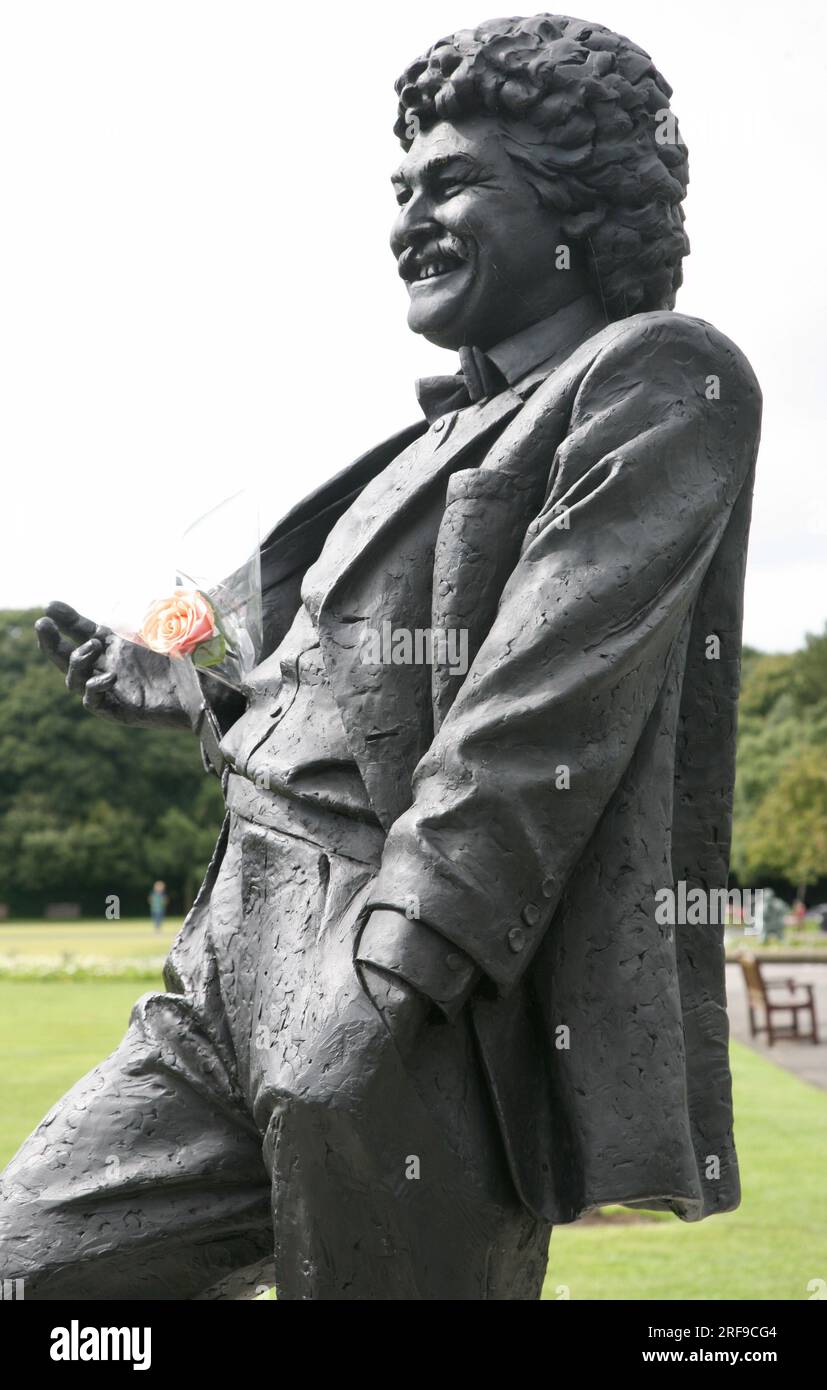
[191,633,227,669]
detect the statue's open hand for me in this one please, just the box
[35,600,190,729]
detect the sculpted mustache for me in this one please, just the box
[397,235,470,280]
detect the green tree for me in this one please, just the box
[736,748,827,895]
[792,626,827,710]
[0,610,224,914]
[145,800,223,911]
[732,624,827,896]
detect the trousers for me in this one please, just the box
[0,799,551,1299]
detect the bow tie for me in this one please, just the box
[416,346,508,424]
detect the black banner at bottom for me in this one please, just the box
[1,1297,821,1376]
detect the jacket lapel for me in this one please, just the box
[257,421,427,658]
[308,388,525,828]
[302,388,524,620]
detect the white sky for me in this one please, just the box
[1,0,824,651]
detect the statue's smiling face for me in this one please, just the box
[390,116,581,351]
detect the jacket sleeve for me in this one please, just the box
[357,313,762,1002]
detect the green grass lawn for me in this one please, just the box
[0,978,159,1165]
[0,949,824,1300]
[0,918,183,961]
[544,1041,827,1300]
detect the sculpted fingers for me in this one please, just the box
[45,600,110,644]
[35,616,75,673]
[66,637,104,693]
[83,670,118,714]
[38,606,118,705]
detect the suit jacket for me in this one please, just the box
[250,308,762,1225]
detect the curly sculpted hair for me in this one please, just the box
[394,14,690,319]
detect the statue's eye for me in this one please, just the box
[394,186,412,207]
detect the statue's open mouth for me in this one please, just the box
[416,260,455,281]
[398,238,470,287]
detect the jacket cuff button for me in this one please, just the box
[521,902,541,927]
[541,877,555,898]
[507,926,527,953]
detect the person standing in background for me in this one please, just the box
[148,880,168,933]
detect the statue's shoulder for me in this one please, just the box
[577,309,761,404]
[517,307,762,471]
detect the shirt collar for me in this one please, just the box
[486,294,607,390]
[414,294,608,425]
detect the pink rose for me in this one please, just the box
[139,589,215,658]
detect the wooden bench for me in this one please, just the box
[44,902,81,919]
[738,953,819,1045]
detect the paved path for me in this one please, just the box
[726,960,827,1091]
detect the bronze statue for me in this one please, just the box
[1,14,761,1300]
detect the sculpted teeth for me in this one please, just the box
[415,258,459,280]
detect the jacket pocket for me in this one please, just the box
[431,468,541,729]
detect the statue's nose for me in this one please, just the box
[390,190,439,258]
